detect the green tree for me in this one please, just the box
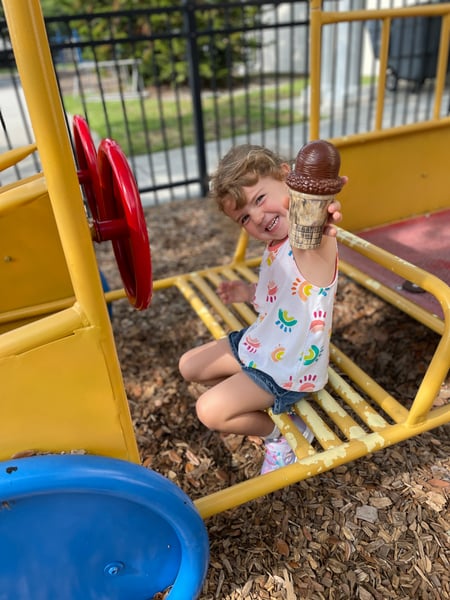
[40,0,260,89]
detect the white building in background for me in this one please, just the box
[257,2,310,75]
[250,0,438,107]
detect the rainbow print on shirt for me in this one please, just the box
[275,309,298,333]
[243,335,261,354]
[301,344,323,365]
[291,278,313,301]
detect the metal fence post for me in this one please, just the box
[182,0,208,197]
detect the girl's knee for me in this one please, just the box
[178,349,196,382]
[196,393,220,431]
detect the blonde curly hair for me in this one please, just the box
[209,144,289,213]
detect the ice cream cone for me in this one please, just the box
[288,190,334,249]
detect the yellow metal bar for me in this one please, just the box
[268,409,315,457]
[337,228,450,315]
[0,296,77,325]
[309,0,323,140]
[3,0,140,463]
[215,268,258,324]
[175,276,227,339]
[294,398,343,450]
[327,368,390,430]
[433,13,450,119]
[151,256,259,292]
[321,4,450,25]
[338,259,445,335]
[0,174,47,214]
[3,0,109,333]
[375,19,391,131]
[195,405,450,519]
[407,317,450,425]
[105,258,260,306]
[189,272,243,332]
[220,266,253,285]
[314,388,367,439]
[330,344,409,423]
[231,230,250,263]
[104,288,127,302]
[336,231,450,424]
[0,306,84,358]
[0,144,37,171]
[233,264,259,284]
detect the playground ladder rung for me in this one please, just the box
[326,367,393,430]
[174,276,227,340]
[314,387,368,440]
[329,344,410,424]
[292,398,345,451]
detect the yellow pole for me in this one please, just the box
[2,0,105,328]
[433,13,450,120]
[3,0,140,462]
[309,0,322,140]
[374,19,391,131]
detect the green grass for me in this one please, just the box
[63,79,307,155]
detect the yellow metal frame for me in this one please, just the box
[309,1,450,137]
[0,0,139,463]
[147,228,450,518]
[309,1,450,231]
[0,0,449,521]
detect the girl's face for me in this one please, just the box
[224,169,291,243]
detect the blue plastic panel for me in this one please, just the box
[0,455,209,599]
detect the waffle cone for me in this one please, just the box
[288,189,334,249]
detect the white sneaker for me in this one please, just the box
[260,414,314,475]
[261,436,296,474]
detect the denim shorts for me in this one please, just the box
[228,328,306,415]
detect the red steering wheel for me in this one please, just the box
[72,115,105,221]
[95,138,152,310]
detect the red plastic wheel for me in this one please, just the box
[73,115,104,220]
[96,138,152,310]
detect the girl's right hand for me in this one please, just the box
[217,280,255,304]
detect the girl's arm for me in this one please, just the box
[291,200,341,287]
[292,235,338,287]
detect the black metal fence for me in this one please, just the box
[1,0,449,204]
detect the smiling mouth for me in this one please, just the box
[266,216,278,232]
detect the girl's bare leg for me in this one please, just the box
[196,372,275,437]
[180,337,275,437]
[179,337,241,385]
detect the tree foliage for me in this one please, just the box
[41,0,261,88]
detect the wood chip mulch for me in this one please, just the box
[96,198,449,600]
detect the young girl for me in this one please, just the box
[179,144,344,473]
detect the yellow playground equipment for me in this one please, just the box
[0,0,449,597]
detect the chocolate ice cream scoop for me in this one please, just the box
[286,139,344,195]
[286,139,343,249]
